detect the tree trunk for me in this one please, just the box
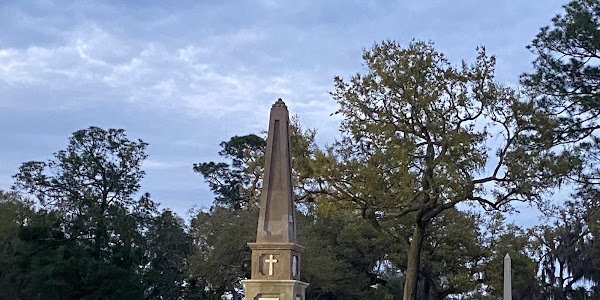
[403,222,426,300]
[422,274,430,300]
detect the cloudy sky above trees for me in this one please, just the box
[0,0,567,222]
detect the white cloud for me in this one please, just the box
[0,25,120,87]
[142,159,186,170]
[0,23,333,126]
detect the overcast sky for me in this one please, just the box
[0,0,569,225]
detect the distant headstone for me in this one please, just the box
[242,99,309,300]
[504,253,512,300]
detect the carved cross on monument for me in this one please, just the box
[265,254,278,276]
[242,99,309,300]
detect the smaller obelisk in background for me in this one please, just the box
[504,254,512,300]
[242,99,308,300]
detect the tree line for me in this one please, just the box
[1,0,600,299]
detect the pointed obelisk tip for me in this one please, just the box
[505,253,511,259]
[272,98,287,108]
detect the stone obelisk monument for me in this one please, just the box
[242,99,308,300]
[504,254,512,300]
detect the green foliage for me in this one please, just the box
[481,214,540,299]
[321,40,568,299]
[194,117,320,212]
[14,127,148,208]
[0,191,30,299]
[0,191,27,250]
[288,116,320,200]
[187,206,258,299]
[144,210,192,300]
[0,201,145,300]
[8,127,164,299]
[184,204,395,300]
[328,40,565,215]
[529,198,600,298]
[522,0,600,197]
[522,0,600,142]
[582,192,600,291]
[13,126,155,260]
[193,134,265,209]
[298,210,389,300]
[521,2,600,297]
[191,120,392,299]
[418,209,488,298]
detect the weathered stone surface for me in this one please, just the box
[256,98,296,244]
[243,99,308,300]
[504,253,512,300]
[242,280,308,300]
[248,243,304,281]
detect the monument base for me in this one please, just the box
[242,279,308,300]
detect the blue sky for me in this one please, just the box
[0,0,568,224]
